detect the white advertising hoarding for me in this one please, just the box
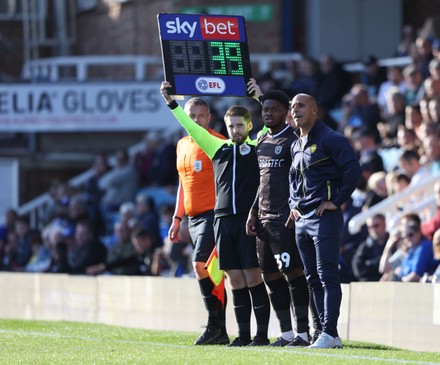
[0,82,181,132]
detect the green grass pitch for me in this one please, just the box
[0,319,439,365]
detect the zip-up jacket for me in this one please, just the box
[168,101,260,217]
[289,119,361,215]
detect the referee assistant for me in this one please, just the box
[168,97,229,345]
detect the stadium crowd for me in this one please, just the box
[0,21,440,284]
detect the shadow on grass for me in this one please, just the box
[344,341,403,351]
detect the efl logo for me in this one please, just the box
[195,77,226,94]
[200,17,240,40]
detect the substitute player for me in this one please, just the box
[246,90,311,347]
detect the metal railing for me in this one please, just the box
[16,140,145,230]
[348,174,439,235]
[22,54,412,82]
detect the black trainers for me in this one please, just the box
[194,325,221,345]
[269,336,291,347]
[213,333,230,345]
[285,336,310,347]
[227,337,251,347]
[248,335,270,346]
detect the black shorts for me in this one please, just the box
[188,210,216,263]
[214,214,259,270]
[256,219,304,275]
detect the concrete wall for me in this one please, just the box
[0,273,439,352]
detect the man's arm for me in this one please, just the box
[246,188,260,237]
[168,180,185,243]
[325,132,362,208]
[160,81,226,159]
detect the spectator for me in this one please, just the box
[41,195,88,252]
[131,227,156,276]
[99,148,138,213]
[432,38,440,60]
[290,57,321,98]
[395,24,417,57]
[422,130,440,175]
[351,128,384,173]
[158,203,174,244]
[419,98,434,124]
[119,201,136,225]
[428,97,440,123]
[86,220,138,276]
[8,217,33,271]
[422,76,440,100]
[365,171,388,207]
[396,216,435,282]
[135,131,161,186]
[42,180,71,225]
[165,217,193,278]
[45,241,71,274]
[69,219,107,275]
[359,55,388,99]
[398,149,431,187]
[25,232,51,273]
[138,131,178,188]
[396,125,420,152]
[421,181,440,241]
[404,104,424,142]
[413,36,433,79]
[316,54,352,110]
[376,66,406,118]
[430,229,440,282]
[135,194,161,248]
[402,64,424,106]
[341,84,381,140]
[379,227,408,282]
[340,197,368,278]
[394,171,412,193]
[84,153,109,236]
[379,213,420,281]
[0,208,17,246]
[1,229,18,270]
[377,88,406,146]
[352,214,389,281]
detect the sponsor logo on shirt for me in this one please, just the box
[258,158,285,167]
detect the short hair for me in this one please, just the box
[224,105,250,122]
[131,227,153,240]
[185,97,210,112]
[399,149,420,161]
[372,213,386,221]
[260,90,290,109]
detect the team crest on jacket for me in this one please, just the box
[275,146,282,155]
[194,160,202,172]
[310,144,317,153]
[239,144,251,155]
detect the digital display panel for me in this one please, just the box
[157,13,252,97]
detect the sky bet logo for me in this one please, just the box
[164,15,240,41]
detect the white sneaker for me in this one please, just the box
[332,336,343,349]
[307,332,335,349]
